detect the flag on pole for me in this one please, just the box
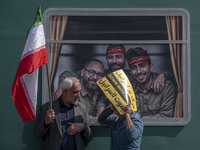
[11,6,48,122]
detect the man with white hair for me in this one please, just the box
[34,77,94,150]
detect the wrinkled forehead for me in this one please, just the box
[106,53,125,57]
[87,61,104,72]
[71,81,81,91]
[130,61,149,68]
[135,61,148,65]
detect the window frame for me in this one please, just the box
[42,8,191,126]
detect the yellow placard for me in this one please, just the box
[97,69,137,115]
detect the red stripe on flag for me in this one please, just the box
[12,77,36,122]
[11,45,48,122]
[15,45,48,79]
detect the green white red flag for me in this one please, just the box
[11,6,48,122]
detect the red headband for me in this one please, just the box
[128,56,150,67]
[106,47,125,54]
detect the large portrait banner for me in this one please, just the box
[42,8,191,126]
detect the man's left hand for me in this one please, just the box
[67,123,85,135]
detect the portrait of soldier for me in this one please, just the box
[126,47,176,118]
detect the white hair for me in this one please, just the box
[61,77,80,92]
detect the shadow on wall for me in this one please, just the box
[22,120,41,150]
[87,126,111,150]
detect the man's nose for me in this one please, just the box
[112,57,117,63]
[93,73,98,79]
[136,67,142,73]
[77,92,80,98]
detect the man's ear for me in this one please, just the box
[81,68,85,77]
[63,89,68,95]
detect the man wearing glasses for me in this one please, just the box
[56,59,106,117]
[79,59,105,117]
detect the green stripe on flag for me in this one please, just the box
[33,6,43,27]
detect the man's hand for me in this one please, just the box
[154,73,165,94]
[96,106,105,117]
[44,108,55,125]
[123,104,133,118]
[67,123,85,135]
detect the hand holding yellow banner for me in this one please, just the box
[97,69,137,115]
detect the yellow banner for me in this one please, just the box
[97,69,137,115]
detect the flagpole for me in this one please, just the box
[45,64,52,109]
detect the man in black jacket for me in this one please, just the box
[34,77,94,150]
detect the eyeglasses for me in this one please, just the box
[85,68,104,79]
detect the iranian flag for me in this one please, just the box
[11,6,48,122]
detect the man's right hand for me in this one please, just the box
[44,108,55,125]
[124,104,133,117]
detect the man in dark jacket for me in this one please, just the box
[34,77,94,150]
